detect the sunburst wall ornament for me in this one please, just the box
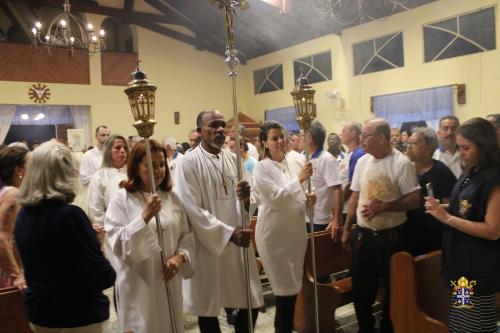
[28,83,51,103]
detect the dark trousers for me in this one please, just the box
[274,294,297,333]
[306,223,327,233]
[351,225,408,333]
[198,308,259,333]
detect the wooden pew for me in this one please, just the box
[294,230,353,333]
[0,286,33,333]
[390,251,448,333]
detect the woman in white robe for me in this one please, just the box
[105,140,194,333]
[88,134,128,231]
[252,121,314,333]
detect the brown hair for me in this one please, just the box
[0,146,29,186]
[120,139,172,192]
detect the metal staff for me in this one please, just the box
[210,1,254,331]
[291,75,320,333]
[124,65,177,333]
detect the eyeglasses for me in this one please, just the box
[406,141,424,147]
[360,132,379,140]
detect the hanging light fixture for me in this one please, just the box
[31,0,106,58]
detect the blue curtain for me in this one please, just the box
[374,85,454,129]
[11,105,74,125]
[265,106,299,133]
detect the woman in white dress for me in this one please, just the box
[252,121,314,333]
[88,134,129,237]
[104,140,194,333]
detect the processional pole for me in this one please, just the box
[291,75,320,333]
[210,1,254,332]
[124,64,178,333]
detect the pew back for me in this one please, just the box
[0,286,33,333]
[390,251,448,333]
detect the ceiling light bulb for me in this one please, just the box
[32,28,37,36]
[87,23,93,31]
[99,29,105,37]
[60,19,67,27]
[70,36,75,44]
[35,21,42,29]
[21,114,29,120]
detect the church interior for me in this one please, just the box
[1,0,499,332]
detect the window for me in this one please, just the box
[254,64,283,94]
[265,106,299,133]
[353,32,404,75]
[424,7,496,62]
[293,51,332,84]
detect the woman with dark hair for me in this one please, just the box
[0,146,29,288]
[14,141,116,333]
[252,120,314,333]
[425,117,500,333]
[104,139,193,333]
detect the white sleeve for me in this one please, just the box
[323,156,343,187]
[173,196,195,279]
[397,158,420,195]
[252,161,306,210]
[174,156,234,256]
[104,191,161,265]
[87,172,106,225]
[350,155,367,192]
[79,152,94,185]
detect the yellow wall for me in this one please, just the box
[2,0,499,145]
[243,0,500,134]
[244,34,350,135]
[0,13,246,145]
[342,0,500,124]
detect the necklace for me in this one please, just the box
[200,147,232,195]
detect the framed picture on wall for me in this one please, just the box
[67,129,85,152]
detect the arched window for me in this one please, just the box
[101,17,134,53]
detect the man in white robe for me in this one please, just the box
[175,109,263,333]
[80,125,111,186]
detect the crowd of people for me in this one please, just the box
[0,111,498,333]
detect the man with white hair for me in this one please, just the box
[163,137,183,182]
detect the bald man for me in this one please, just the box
[341,118,419,333]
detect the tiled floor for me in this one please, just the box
[103,289,361,333]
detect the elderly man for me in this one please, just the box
[341,118,420,333]
[405,127,456,255]
[79,125,110,186]
[433,115,462,178]
[175,109,263,333]
[304,121,343,233]
[163,137,183,182]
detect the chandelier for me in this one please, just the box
[31,0,106,57]
[304,0,411,25]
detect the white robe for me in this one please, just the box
[87,167,127,225]
[104,189,194,333]
[252,157,307,296]
[80,148,103,186]
[174,145,263,316]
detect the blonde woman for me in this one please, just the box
[14,141,116,333]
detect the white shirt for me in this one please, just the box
[339,151,353,213]
[351,149,419,230]
[252,157,307,295]
[433,148,462,179]
[286,149,303,163]
[247,142,259,160]
[174,145,263,316]
[168,152,184,188]
[105,189,193,333]
[79,148,103,186]
[87,167,127,225]
[303,150,343,224]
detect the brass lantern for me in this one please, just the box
[124,66,157,138]
[290,74,316,131]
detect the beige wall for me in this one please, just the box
[342,0,500,124]
[0,13,247,146]
[243,0,500,135]
[2,0,499,145]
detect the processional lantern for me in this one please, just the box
[124,65,157,138]
[291,74,316,132]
